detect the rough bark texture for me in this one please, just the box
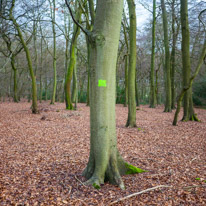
[82,0,144,189]
[150,0,156,108]
[126,0,137,127]
[161,0,172,112]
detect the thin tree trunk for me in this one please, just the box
[161,0,172,112]
[65,3,82,110]
[150,0,156,108]
[173,1,206,124]
[50,0,57,104]
[11,55,18,102]
[126,0,137,127]
[9,1,38,113]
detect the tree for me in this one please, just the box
[49,0,57,104]
[161,0,172,112]
[173,38,206,125]
[170,0,180,109]
[66,0,145,189]
[65,1,82,110]
[126,0,137,127]
[122,18,129,107]
[8,0,38,113]
[1,33,24,102]
[149,0,156,108]
[177,0,204,122]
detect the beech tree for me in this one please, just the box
[7,0,38,113]
[149,0,157,108]
[49,0,57,104]
[126,0,137,127]
[161,0,172,112]
[173,0,206,124]
[65,1,82,110]
[66,0,145,189]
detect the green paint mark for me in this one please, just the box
[98,80,107,87]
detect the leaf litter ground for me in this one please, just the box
[0,101,206,205]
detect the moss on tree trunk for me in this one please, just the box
[9,1,38,113]
[65,4,82,110]
[180,0,200,122]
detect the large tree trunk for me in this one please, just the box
[126,0,137,127]
[150,0,156,108]
[161,0,172,112]
[82,0,144,189]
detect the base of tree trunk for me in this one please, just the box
[82,152,146,189]
[66,103,74,110]
[125,119,137,127]
[149,104,156,108]
[182,114,200,122]
[164,107,172,112]
[32,107,39,114]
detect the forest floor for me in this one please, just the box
[0,101,206,206]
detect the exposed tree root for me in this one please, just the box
[83,154,146,190]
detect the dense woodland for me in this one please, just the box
[0,0,206,205]
[0,0,205,110]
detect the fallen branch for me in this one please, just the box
[109,185,172,205]
[74,175,87,187]
[183,184,206,190]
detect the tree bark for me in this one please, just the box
[161,0,172,112]
[50,0,57,104]
[150,0,156,108]
[9,0,38,113]
[180,0,199,121]
[65,3,82,110]
[11,55,18,102]
[126,0,137,127]
[82,0,145,189]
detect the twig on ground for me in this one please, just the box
[109,185,172,205]
[183,184,206,190]
[74,175,87,187]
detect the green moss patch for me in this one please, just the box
[125,163,147,174]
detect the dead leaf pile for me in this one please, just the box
[0,101,205,205]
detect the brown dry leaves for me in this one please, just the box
[0,101,206,205]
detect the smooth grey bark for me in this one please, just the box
[49,0,57,105]
[161,0,172,112]
[179,0,202,122]
[79,0,145,189]
[150,0,156,108]
[126,0,137,127]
